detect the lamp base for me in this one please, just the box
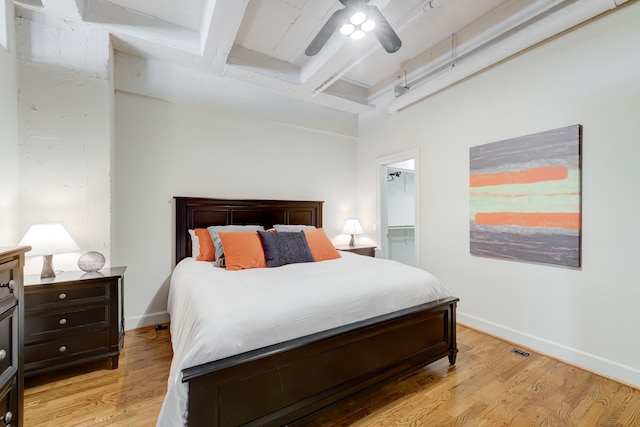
[349,234,355,247]
[41,255,56,279]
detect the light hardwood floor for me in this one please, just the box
[24,325,640,426]
[24,326,172,427]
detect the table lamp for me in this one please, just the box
[19,223,80,279]
[341,218,364,247]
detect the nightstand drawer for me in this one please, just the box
[25,331,110,366]
[0,259,18,306]
[0,378,17,427]
[0,307,15,383]
[25,306,108,341]
[25,282,109,311]
[346,247,375,257]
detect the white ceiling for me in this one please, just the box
[12,0,622,114]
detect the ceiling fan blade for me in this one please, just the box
[368,6,402,53]
[305,9,345,56]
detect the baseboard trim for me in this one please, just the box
[125,311,170,331]
[458,311,640,390]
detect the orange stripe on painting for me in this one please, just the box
[475,212,580,229]
[470,166,568,187]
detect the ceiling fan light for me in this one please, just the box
[340,23,355,35]
[350,11,366,26]
[361,19,375,32]
[351,30,365,40]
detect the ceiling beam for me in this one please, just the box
[196,0,249,75]
[227,45,300,85]
[84,0,200,56]
[15,0,83,20]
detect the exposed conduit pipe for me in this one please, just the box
[388,0,630,114]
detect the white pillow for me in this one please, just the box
[188,229,200,258]
[273,224,316,232]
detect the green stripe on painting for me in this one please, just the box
[470,169,580,197]
[469,194,580,220]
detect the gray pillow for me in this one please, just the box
[273,224,316,232]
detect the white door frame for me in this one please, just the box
[376,149,421,267]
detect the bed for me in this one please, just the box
[159,197,459,426]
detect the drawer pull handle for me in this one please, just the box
[59,318,67,325]
[0,349,5,361]
[59,345,67,353]
[0,280,15,292]
[0,410,12,423]
[59,293,67,300]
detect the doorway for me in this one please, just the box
[377,150,420,267]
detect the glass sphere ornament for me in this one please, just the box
[78,251,106,272]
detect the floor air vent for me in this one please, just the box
[511,348,530,357]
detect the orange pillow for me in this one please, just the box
[195,228,215,261]
[304,228,341,261]
[218,231,266,271]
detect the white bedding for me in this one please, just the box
[157,252,451,426]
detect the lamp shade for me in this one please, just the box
[341,219,364,236]
[18,223,79,256]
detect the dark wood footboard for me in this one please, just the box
[183,296,458,427]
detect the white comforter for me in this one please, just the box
[157,252,451,426]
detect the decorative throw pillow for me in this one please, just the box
[217,231,266,271]
[207,225,264,261]
[257,231,315,267]
[304,228,341,261]
[194,228,215,261]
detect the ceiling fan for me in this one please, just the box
[305,0,402,56]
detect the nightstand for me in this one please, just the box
[335,244,376,257]
[23,267,126,377]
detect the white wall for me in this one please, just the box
[0,0,18,245]
[357,3,640,387]
[114,91,358,328]
[15,10,113,273]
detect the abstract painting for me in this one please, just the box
[469,125,582,267]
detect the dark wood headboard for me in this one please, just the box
[174,197,324,264]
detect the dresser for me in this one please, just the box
[0,246,29,427]
[23,267,125,377]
